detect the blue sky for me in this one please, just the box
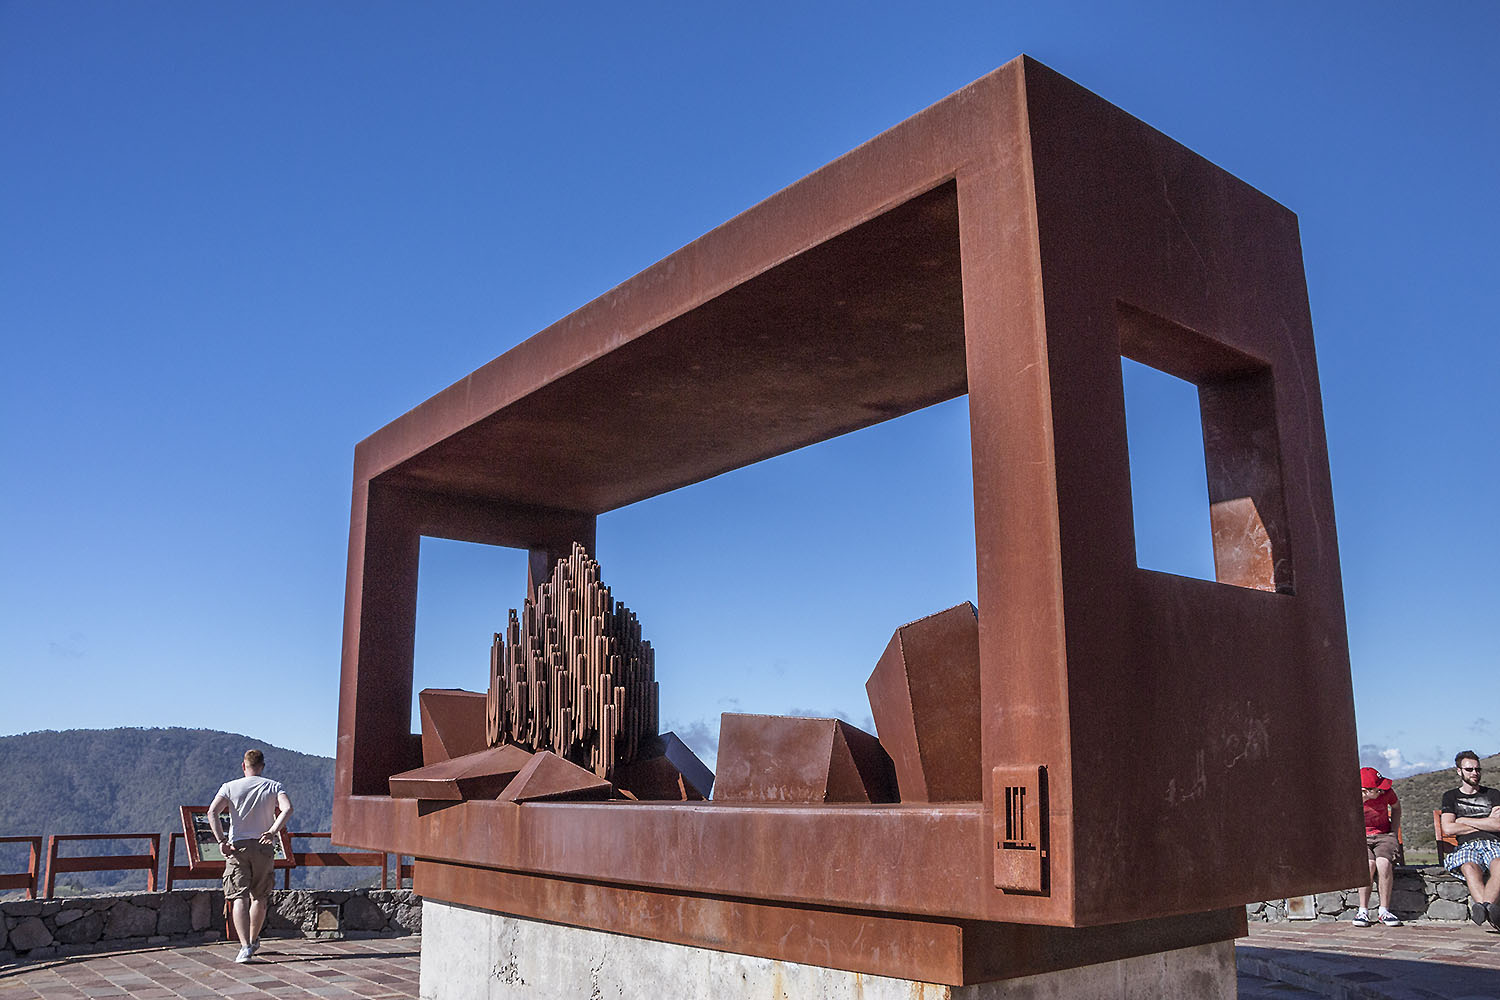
[2,3,1495,779]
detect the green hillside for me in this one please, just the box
[0,727,367,893]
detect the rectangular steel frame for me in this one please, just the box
[333,56,1364,982]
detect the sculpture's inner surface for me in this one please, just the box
[379,181,967,514]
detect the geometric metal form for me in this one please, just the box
[866,602,981,802]
[334,56,1362,982]
[388,744,534,801]
[488,543,659,779]
[611,732,714,801]
[496,750,614,803]
[713,714,897,804]
[419,688,489,765]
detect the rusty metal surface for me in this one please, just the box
[334,54,1362,976]
[498,750,613,802]
[388,743,533,801]
[992,765,1046,893]
[1005,60,1362,924]
[415,858,1244,986]
[370,182,967,514]
[418,688,488,765]
[339,793,988,918]
[612,732,714,801]
[714,714,896,803]
[488,543,659,777]
[866,602,981,802]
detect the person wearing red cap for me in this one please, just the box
[1354,766,1402,927]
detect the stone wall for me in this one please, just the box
[1247,867,1470,923]
[0,888,419,965]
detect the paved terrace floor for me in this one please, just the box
[0,938,419,999]
[1,924,1498,998]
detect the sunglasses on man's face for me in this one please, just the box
[1461,766,1482,773]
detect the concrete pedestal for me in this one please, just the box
[419,900,1237,1000]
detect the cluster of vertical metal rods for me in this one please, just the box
[486,543,659,778]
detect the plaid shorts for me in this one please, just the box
[1444,837,1500,874]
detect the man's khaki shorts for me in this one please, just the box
[223,841,276,900]
[1366,831,1398,864]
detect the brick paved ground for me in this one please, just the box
[2,924,1498,998]
[1241,921,1500,999]
[0,937,419,999]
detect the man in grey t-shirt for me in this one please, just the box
[208,749,292,962]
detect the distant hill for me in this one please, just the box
[1391,751,1500,854]
[0,727,361,892]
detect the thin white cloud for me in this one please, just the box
[786,706,877,735]
[1359,743,1441,778]
[665,718,720,767]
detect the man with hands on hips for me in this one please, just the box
[208,748,293,962]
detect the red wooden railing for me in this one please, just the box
[0,835,44,900]
[23,831,408,898]
[282,833,388,889]
[164,831,222,889]
[45,833,160,898]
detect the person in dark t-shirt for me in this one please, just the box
[1440,750,1500,929]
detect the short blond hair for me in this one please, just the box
[243,749,265,771]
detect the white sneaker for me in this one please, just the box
[235,945,252,963]
[1351,909,1370,927]
[1379,910,1402,926]
[247,938,260,957]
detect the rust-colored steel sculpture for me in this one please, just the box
[333,56,1364,984]
[866,603,981,803]
[487,542,659,779]
[714,714,897,804]
[612,732,714,801]
[498,750,615,803]
[388,743,533,801]
[417,688,489,764]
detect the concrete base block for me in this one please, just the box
[419,899,1236,999]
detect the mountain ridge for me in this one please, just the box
[0,727,340,891]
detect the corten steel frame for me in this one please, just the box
[334,56,1364,983]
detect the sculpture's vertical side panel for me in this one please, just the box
[1019,59,1363,924]
[337,478,424,801]
[333,474,371,814]
[960,59,1073,924]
